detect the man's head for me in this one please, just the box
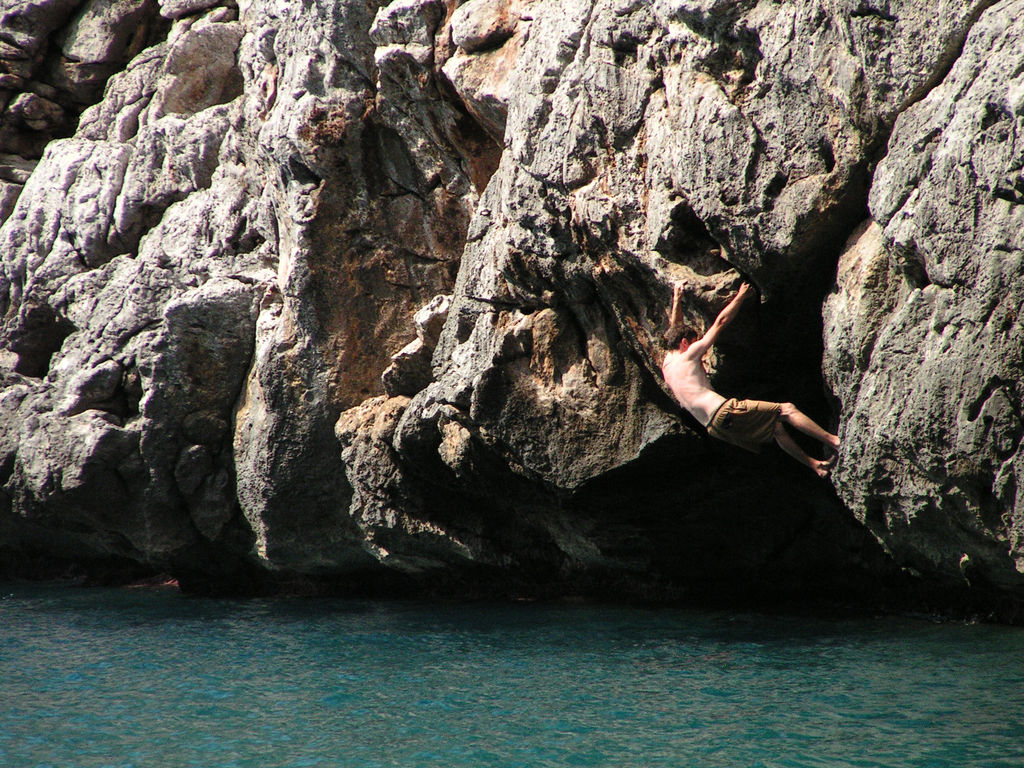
[664,326,696,352]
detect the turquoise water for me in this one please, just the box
[2,585,1023,768]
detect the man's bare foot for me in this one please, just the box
[821,435,840,469]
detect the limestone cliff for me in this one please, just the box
[1,0,1021,613]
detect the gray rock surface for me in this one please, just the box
[441,0,531,141]
[450,0,518,53]
[382,293,451,397]
[824,0,1024,594]
[0,0,1020,612]
[226,0,487,575]
[1,5,262,578]
[0,0,167,223]
[159,0,229,20]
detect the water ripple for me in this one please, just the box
[1,586,1023,767]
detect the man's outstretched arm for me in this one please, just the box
[684,282,753,360]
[667,284,685,331]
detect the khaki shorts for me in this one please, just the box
[707,398,782,454]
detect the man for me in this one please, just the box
[660,282,839,477]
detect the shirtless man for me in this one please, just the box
[660,282,839,477]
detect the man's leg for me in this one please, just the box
[778,403,840,453]
[773,422,833,478]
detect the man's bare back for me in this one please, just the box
[660,282,752,425]
[660,282,840,477]
[661,349,725,426]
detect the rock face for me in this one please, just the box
[0,0,169,224]
[824,0,1024,598]
[0,0,1021,612]
[0,0,494,587]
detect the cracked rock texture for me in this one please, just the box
[0,0,1021,611]
[0,0,169,224]
[824,0,1024,597]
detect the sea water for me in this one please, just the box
[2,584,1023,768]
